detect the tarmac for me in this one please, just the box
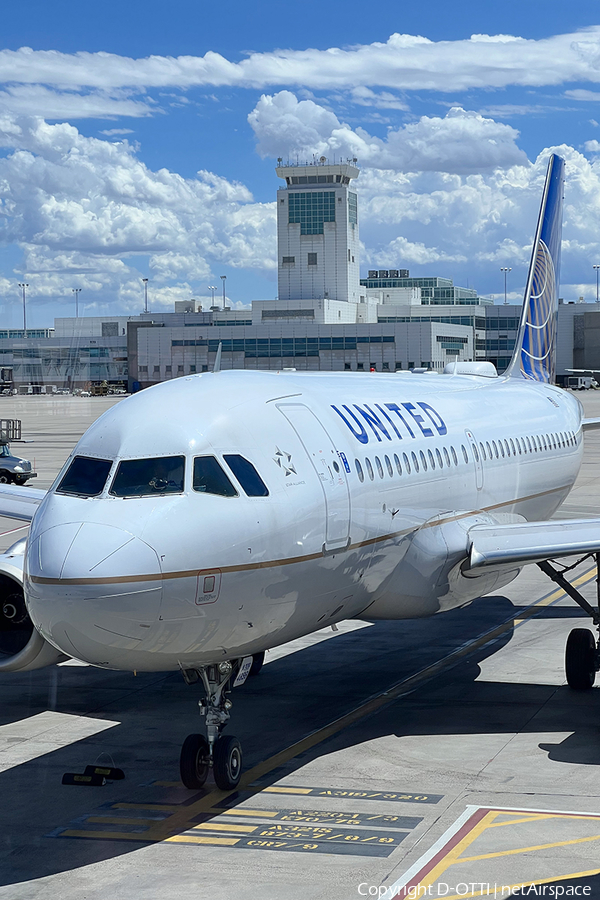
[1,391,600,899]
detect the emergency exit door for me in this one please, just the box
[278,404,350,551]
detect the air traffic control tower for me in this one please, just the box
[276,159,360,304]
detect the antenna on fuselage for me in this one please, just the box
[212,342,222,373]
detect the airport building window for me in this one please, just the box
[288,192,335,235]
[355,459,364,483]
[223,455,269,497]
[307,252,318,266]
[57,456,112,498]
[193,456,237,497]
[111,456,185,497]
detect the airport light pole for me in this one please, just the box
[220,275,227,310]
[72,287,82,318]
[18,283,29,331]
[594,265,600,306]
[208,285,217,306]
[142,278,149,314]
[500,267,512,305]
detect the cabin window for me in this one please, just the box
[403,452,411,474]
[57,455,112,498]
[394,453,402,475]
[451,446,458,466]
[509,438,516,456]
[504,439,510,457]
[411,451,419,473]
[479,442,486,461]
[420,450,427,471]
[385,455,394,477]
[436,448,443,468]
[428,449,435,469]
[375,456,384,479]
[224,455,269,497]
[461,444,469,464]
[365,458,374,480]
[499,441,505,458]
[491,441,498,459]
[472,444,480,463]
[486,441,492,459]
[443,447,451,467]
[355,459,364,482]
[526,436,532,452]
[542,435,548,451]
[111,456,185,497]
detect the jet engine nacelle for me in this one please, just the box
[0,538,68,672]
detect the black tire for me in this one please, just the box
[565,628,596,690]
[249,651,265,677]
[0,471,9,484]
[213,735,242,790]
[179,733,210,789]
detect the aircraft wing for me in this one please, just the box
[0,485,46,522]
[582,418,600,431]
[468,518,600,569]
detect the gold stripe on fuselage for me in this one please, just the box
[27,483,570,587]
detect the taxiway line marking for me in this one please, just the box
[140,568,596,844]
[191,822,258,834]
[440,868,600,900]
[459,831,600,862]
[61,568,597,847]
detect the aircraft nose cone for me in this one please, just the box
[25,522,163,666]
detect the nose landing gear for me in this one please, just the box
[179,660,244,791]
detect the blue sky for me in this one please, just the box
[2,1,600,325]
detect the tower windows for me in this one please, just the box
[307,253,318,267]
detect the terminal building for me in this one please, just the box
[0,159,597,392]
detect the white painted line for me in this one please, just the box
[0,711,119,773]
[380,806,477,900]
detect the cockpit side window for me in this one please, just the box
[0,445,10,458]
[193,456,237,497]
[57,456,113,497]
[110,456,185,497]
[223,454,269,497]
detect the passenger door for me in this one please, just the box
[278,404,350,551]
[465,429,483,491]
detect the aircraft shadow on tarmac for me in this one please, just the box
[0,594,599,886]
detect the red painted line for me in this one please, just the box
[395,807,491,898]
[0,524,28,537]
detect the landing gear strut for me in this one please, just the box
[179,660,243,791]
[538,557,600,690]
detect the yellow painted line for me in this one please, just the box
[66,567,598,847]
[86,816,160,826]
[113,803,183,811]
[263,786,313,795]
[414,811,501,891]
[440,868,600,900]
[166,835,240,846]
[192,822,257,834]
[216,809,278,818]
[486,813,559,827]
[458,831,600,863]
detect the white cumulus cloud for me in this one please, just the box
[249,91,528,173]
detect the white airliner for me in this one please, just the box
[1,153,600,791]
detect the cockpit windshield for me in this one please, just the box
[57,456,113,497]
[110,456,185,497]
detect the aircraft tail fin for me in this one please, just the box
[505,153,565,383]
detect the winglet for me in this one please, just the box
[505,153,565,383]
[212,342,222,373]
